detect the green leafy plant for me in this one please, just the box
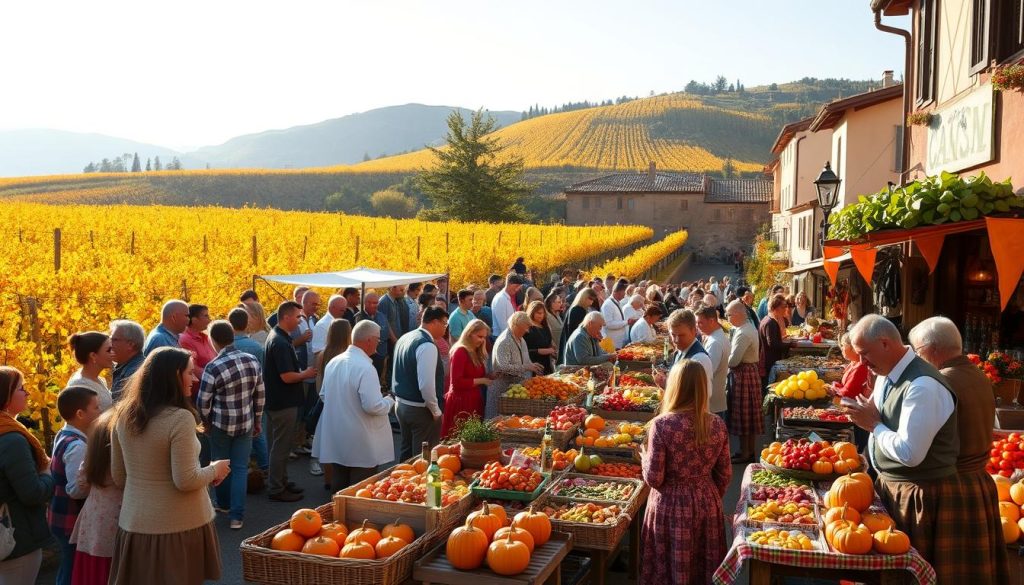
[454,415,500,443]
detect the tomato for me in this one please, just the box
[1000,469,1013,477]
[993,448,1003,457]
[1007,443,1019,452]
[1000,460,1014,470]
[1003,452,1016,461]
[1010,433,1021,442]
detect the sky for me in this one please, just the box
[0,0,910,151]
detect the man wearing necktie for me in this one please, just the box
[843,315,966,583]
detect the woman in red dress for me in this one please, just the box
[441,319,492,438]
[640,359,732,585]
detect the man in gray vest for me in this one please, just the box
[844,314,964,580]
[392,306,448,460]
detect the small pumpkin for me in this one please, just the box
[1010,480,1024,505]
[847,471,873,492]
[512,506,552,546]
[860,511,895,533]
[317,522,349,547]
[481,501,508,526]
[289,508,323,538]
[811,460,833,475]
[340,540,376,559]
[438,454,462,473]
[302,535,340,557]
[270,528,305,552]
[833,441,858,460]
[345,519,382,548]
[468,502,504,540]
[993,474,1013,501]
[1003,517,1022,544]
[872,526,911,555]
[494,526,535,553]
[375,535,408,558]
[828,474,873,512]
[832,459,851,474]
[831,523,873,555]
[823,503,860,526]
[825,518,857,546]
[447,517,490,570]
[382,518,415,543]
[486,529,532,576]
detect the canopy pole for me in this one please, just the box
[255,276,289,303]
[360,282,366,313]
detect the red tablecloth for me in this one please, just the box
[712,464,936,585]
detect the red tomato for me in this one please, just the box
[1000,460,1014,470]
[1003,452,1016,461]
[1007,443,1020,452]
[992,456,1003,466]
[1010,433,1021,442]
[1000,469,1013,477]
[993,448,1004,457]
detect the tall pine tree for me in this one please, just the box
[131,152,141,172]
[416,109,533,222]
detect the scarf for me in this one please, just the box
[0,411,50,473]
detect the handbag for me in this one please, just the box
[0,502,16,561]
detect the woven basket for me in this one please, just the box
[547,474,646,518]
[534,495,631,551]
[498,396,566,417]
[240,502,438,585]
[496,419,580,451]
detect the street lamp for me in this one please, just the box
[814,161,842,252]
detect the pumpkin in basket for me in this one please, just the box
[447,517,489,570]
[872,526,911,555]
[494,526,535,553]
[382,519,415,543]
[375,535,408,559]
[345,520,381,548]
[861,511,895,533]
[341,540,376,559]
[831,523,873,554]
[439,454,463,473]
[270,528,305,552]
[289,509,322,538]
[828,474,873,512]
[301,536,340,557]
[486,530,532,576]
[512,506,552,546]
[468,502,504,540]
[318,522,349,546]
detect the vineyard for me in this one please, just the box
[0,202,662,437]
[588,231,689,280]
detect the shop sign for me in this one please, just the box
[926,84,994,175]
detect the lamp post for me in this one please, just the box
[814,161,842,253]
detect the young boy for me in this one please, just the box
[49,385,101,585]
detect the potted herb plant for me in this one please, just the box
[454,415,502,469]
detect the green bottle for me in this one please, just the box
[425,445,443,509]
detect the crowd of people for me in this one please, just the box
[0,259,1009,585]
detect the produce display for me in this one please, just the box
[993,474,1024,543]
[593,386,660,412]
[827,171,1020,240]
[505,376,581,401]
[495,415,547,430]
[618,372,656,386]
[477,462,546,492]
[751,469,811,488]
[783,407,851,424]
[549,477,636,501]
[616,342,663,361]
[569,449,604,473]
[519,447,579,471]
[588,461,643,479]
[746,500,816,525]
[444,507,553,576]
[352,458,470,506]
[547,405,588,430]
[748,485,815,504]
[269,510,414,560]
[746,528,816,550]
[987,431,1024,477]
[762,439,862,474]
[540,502,624,524]
[576,420,646,449]
[772,370,830,401]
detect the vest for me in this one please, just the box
[392,329,445,407]
[48,427,85,538]
[873,356,959,482]
[674,338,708,365]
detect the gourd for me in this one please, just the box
[382,519,415,543]
[468,502,504,540]
[861,511,895,533]
[340,540,376,559]
[301,536,340,557]
[831,523,873,554]
[828,474,873,512]
[374,535,408,558]
[345,519,382,548]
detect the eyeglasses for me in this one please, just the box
[912,343,930,353]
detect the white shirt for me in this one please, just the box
[297,314,316,368]
[703,328,729,413]
[67,370,112,412]
[679,340,714,401]
[311,313,335,356]
[318,346,396,468]
[394,330,443,418]
[869,347,956,468]
[622,304,643,325]
[728,321,760,367]
[630,319,656,344]
[491,290,517,338]
[601,297,629,349]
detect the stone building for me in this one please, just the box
[563,163,772,261]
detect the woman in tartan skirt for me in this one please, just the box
[725,300,762,462]
[640,360,732,585]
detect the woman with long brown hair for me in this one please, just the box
[68,410,122,585]
[639,360,731,585]
[523,300,556,375]
[440,319,492,438]
[108,348,229,585]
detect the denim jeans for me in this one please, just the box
[52,530,75,585]
[207,425,253,521]
[250,412,270,471]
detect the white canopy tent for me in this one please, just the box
[258,267,449,306]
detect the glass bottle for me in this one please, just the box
[539,421,553,473]
[425,447,442,509]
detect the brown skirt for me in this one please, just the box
[954,469,1010,585]
[108,522,221,585]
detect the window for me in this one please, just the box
[974,0,1024,71]
[893,125,904,173]
[971,0,991,72]
[627,198,635,210]
[916,0,937,104]
[995,1,1024,62]
[679,199,688,210]
[617,197,623,210]
[583,197,590,209]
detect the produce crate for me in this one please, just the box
[616,359,655,371]
[759,454,869,483]
[533,495,632,551]
[741,497,822,531]
[413,531,573,585]
[741,522,825,552]
[469,472,550,502]
[241,501,437,585]
[494,417,579,451]
[498,395,583,418]
[334,466,476,534]
[546,473,647,517]
[547,473,642,504]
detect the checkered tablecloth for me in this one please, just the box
[712,465,937,585]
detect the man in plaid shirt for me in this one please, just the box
[197,320,265,529]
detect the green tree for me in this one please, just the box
[721,157,736,178]
[145,158,151,171]
[131,152,141,172]
[370,189,418,218]
[416,109,533,222]
[324,186,371,214]
[153,156,162,171]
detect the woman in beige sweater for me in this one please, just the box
[109,347,230,585]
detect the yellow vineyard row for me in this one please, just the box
[588,230,689,281]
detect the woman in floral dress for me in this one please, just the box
[640,359,732,585]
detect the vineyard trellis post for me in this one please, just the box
[251,235,258,266]
[355,236,360,263]
[53,229,61,272]
[26,297,54,449]
[130,231,135,255]
[302,236,308,261]
[445,233,449,254]
[416,236,421,260]
[203,235,208,253]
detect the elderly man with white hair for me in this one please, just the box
[565,312,616,367]
[843,314,964,580]
[622,294,646,325]
[143,299,189,355]
[908,317,1008,583]
[312,294,347,356]
[317,319,396,491]
[109,319,146,401]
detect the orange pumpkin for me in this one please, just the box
[832,459,851,474]
[584,414,605,431]
[340,540,376,559]
[486,530,532,576]
[382,519,415,543]
[1010,480,1024,506]
[468,502,504,540]
[302,535,341,557]
[438,454,462,473]
[1001,501,1022,522]
[993,474,1013,502]
[812,460,833,475]
[270,528,305,552]
[494,526,535,553]
[393,463,416,472]
[345,520,382,548]
[375,535,408,558]
[823,503,860,526]
[480,501,508,526]
[433,444,451,457]
[289,509,323,538]
[860,511,895,533]
[829,474,873,512]
[872,526,911,555]
[825,518,857,546]
[413,458,429,474]
[317,522,349,546]
[847,472,874,492]
[355,488,373,499]
[446,517,490,570]
[832,523,873,555]
[1003,517,1022,544]
[512,506,552,546]
[833,441,858,460]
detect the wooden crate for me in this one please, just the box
[413,531,573,585]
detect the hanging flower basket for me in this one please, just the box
[992,63,1024,93]
[905,111,932,127]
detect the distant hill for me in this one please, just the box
[0,129,201,177]
[187,104,521,169]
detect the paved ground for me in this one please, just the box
[677,261,745,285]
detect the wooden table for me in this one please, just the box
[572,502,643,585]
[414,531,572,585]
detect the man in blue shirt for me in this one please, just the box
[143,300,189,356]
[757,285,785,321]
[448,289,476,341]
[228,308,265,364]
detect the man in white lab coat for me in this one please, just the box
[601,282,633,349]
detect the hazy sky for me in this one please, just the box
[1,0,910,151]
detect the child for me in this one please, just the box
[831,333,873,452]
[49,386,101,585]
[69,410,122,585]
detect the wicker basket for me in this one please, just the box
[496,418,580,451]
[240,502,437,585]
[534,495,632,551]
[334,467,477,534]
[498,396,580,417]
